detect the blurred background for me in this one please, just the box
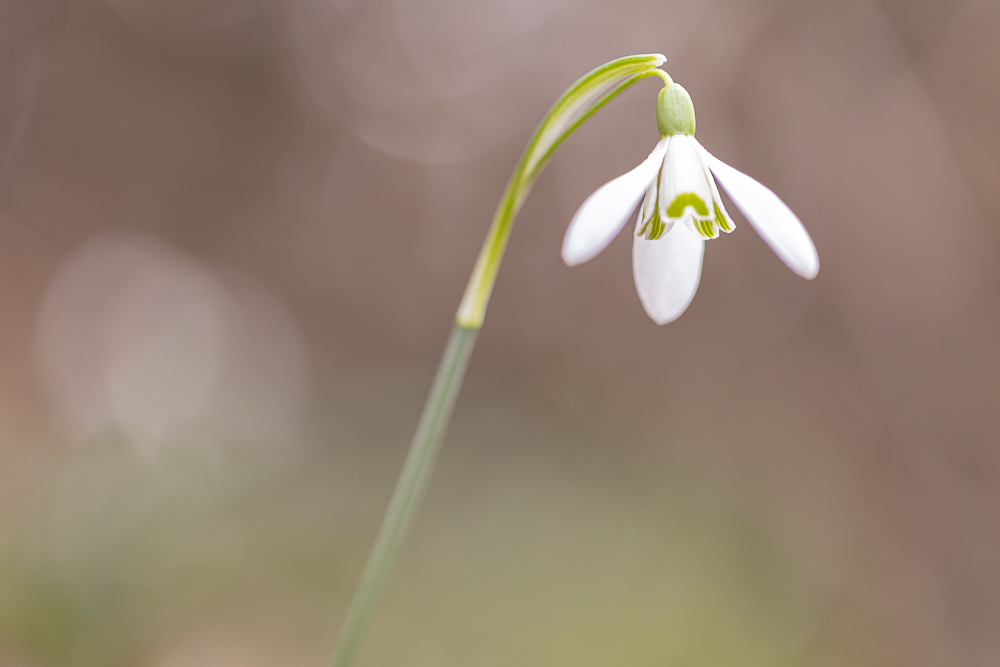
[0,0,998,665]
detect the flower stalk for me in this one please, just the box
[457,57,670,328]
[328,54,668,667]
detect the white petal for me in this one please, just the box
[635,177,675,240]
[639,178,657,225]
[632,224,705,325]
[702,155,735,233]
[562,138,669,266]
[699,146,819,279]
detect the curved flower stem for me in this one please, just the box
[328,55,668,667]
[456,64,670,328]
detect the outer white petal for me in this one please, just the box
[632,224,705,325]
[698,145,819,279]
[562,138,668,266]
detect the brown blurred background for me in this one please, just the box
[0,0,998,665]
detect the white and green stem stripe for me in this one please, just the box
[457,55,669,329]
[328,54,668,667]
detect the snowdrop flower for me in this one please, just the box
[562,81,819,324]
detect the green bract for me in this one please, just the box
[456,54,669,329]
[656,83,696,137]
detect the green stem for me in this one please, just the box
[329,324,477,667]
[327,54,668,667]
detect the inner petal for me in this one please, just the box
[636,175,672,240]
[657,135,717,238]
[699,146,735,234]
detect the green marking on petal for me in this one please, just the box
[690,218,718,239]
[637,206,668,240]
[667,193,709,218]
[714,203,733,232]
[637,217,650,239]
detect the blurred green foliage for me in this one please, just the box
[0,429,890,667]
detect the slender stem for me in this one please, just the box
[327,55,668,667]
[329,324,477,667]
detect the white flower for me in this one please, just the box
[561,82,819,324]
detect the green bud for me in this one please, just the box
[656,83,696,137]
